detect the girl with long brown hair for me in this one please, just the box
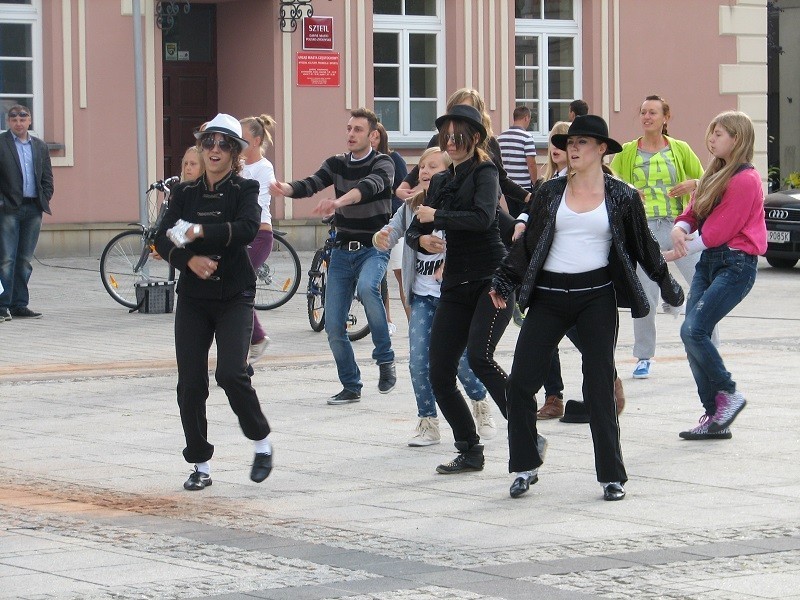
[667,111,766,440]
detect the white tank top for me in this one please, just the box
[543,191,612,273]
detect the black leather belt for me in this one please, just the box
[23,197,38,203]
[334,240,368,251]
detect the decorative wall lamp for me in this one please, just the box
[156,1,191,32]
[279,0,314,33]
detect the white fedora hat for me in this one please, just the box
[194,113,248,150]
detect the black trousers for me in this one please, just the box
[429,279,513,447]
[507,269,627,483]
[175,292,270,464]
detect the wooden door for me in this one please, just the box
[161,3,217,178]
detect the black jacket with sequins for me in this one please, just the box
[492,174,684,318]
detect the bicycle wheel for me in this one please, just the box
[307,249,327,332]
[346,293,371,342]
[347,276,389,342]
[254,234,302,310]
[100,230,175,308]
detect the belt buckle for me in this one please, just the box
[347,241,362,251]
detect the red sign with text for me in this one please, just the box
[303,17,334,50]
[297,52,340,87]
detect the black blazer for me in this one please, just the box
[154,172,260,301]
[0,129,54,214]
[492,174,684,318]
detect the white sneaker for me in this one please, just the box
[248,337,271,366]
[387,321,397,336]
[472,399,497,440]
[408,416,441,446]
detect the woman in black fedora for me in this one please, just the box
[406,104,514,475]
[491,115,684,501]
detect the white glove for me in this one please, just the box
[167,219,194,248]
[662,301,684,318]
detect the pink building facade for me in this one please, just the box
[0,0,774,255]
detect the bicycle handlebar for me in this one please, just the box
[149,176,181,192]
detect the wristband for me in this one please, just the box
[193,224,201,236]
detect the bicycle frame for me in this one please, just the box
[133,177,178,272]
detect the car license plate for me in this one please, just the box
[768,230,790,243]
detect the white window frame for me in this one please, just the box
[373,0,445,147]
[0,0,43,136]
[514,1,581,145]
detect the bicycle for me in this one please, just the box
[100,177,179,308]
[307,217,387,342]
[101,176,301,310]
[253,230,301,311]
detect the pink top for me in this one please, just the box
[675,167,767,256]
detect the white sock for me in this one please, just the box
[196,462,210,475]
[516,469,536,480]
[602,481,620,488]
[254,436,272,455]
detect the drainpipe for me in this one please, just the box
[133,0,148,227]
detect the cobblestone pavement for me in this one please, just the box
[1,256,799,599]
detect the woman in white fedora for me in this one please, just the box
[155,113,274,491]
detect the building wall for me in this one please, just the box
[606,0,738,159]
[26,0,768,256]
[778,1,800,178]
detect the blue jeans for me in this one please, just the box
[325,246,393,392]
[680,247,757,415]
[408,293,487,417]
[0,203,43,310]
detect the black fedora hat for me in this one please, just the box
[551,114,623,155]
[434,104,487,143]
[559,399,590,424]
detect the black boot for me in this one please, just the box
[436,441,485,474]
[378,361,396,393]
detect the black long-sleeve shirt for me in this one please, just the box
[406,157,505,291]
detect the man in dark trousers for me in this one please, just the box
[0,104,54,321]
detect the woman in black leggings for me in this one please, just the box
[406,104,512,475]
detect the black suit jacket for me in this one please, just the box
[0,129,54,215]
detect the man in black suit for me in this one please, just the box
[0,104,54,321]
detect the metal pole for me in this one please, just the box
[133,0,149,227]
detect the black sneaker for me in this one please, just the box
[0,308,10,322]
[378,362,396,394]
[436,443,484,474]
[10,307,42,319]
[183,468,211,491]
[328,388,361,405]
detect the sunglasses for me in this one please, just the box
[443,133,468,145]
[8,111,30,119]
[200,136,233,152]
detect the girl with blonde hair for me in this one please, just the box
[180,146,204,182]
[239,114,277,367]
[374,147,488,446]
[667,111,766,440]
